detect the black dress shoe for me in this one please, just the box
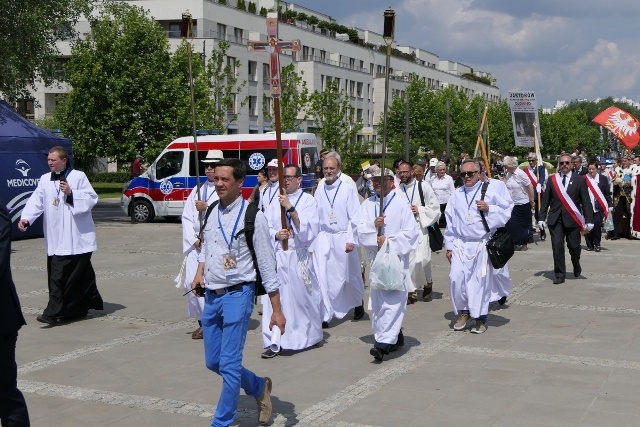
[498,296,507,305]
[594,246,601,252]
[540,229,546,241]
[353,304,365,320]
[574,264,582,277]
[370,347,387,361]
[322,321,329,329]
[553,277,565,284]
[586,247,594,251]
[37,314,58,325]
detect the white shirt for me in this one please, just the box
[430,173,455,204]
[505,168,531,205]
[21,169,98,256]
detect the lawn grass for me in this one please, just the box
[93,182,126,199]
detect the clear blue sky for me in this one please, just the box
[291,0,640,108]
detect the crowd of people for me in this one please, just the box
[5,144,640,427]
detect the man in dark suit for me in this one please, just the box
[0,199,31,426]
[571,156,588,175]
[539,155,594,284]
[584,161,613,252]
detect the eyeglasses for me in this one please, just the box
[460,171,478,178]
[528,159,536,162]
[204,165,215,170]
[559,161,571,165]
[283,175,300,180]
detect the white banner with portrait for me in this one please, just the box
[508,92,542,148]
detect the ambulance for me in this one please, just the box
[121,133,318,222]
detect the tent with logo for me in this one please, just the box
[0,100,73,240]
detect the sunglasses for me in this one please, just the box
[460,171,478,178]
[559,161,571,165]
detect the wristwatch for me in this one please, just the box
[286,206,296,213]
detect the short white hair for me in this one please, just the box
[324,151,342,168]
[436,161,446,169]
[503,156,519,168]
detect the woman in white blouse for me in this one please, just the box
[503,156,535,251]
[430,161,455,228]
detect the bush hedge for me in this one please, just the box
[86,172,131,183]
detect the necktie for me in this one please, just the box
[562,174,566,187]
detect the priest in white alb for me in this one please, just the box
[356,168,419,361]
[18,146,103,326]
[177,150,223,340]
[261,164,322,358]
[312,152,365,326]
[444,159,514,334]
[395,160,440,303]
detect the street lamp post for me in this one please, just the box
[379,7,395,233]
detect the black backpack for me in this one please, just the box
[479,181,515,269]
[203,200,266,296]
[417,181,444,251]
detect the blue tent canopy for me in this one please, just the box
[0,100,73,240]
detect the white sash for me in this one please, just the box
[523,167,538,187]
[585,176,609,219]
[549,174,586,232]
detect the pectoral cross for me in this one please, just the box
[248,14,300,97]
[248,13,300,250]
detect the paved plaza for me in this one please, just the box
[11,198,640,426]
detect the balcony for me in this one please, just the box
[296,55,369,74]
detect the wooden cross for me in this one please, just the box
[248,14,300,97]
[248,13,300,250]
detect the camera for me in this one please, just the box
[194,283,205,297]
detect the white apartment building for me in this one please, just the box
[29,0,500,148]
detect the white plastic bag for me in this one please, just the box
[369,239,405,292]
[604,213,614,232]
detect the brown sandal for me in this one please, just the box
[191,326,203,340]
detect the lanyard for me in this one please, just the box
[374,193,396,216]
[55,169,71,199]
[268,183,279,206]
[464,183,482,210]
[202,182,216,203]
[218,199,245,251]
[324,179,343,209]
[286,193,303,224]
[402,182,416,204]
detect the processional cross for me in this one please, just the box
[248,13,300,250]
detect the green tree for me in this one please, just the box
[0,0,93,104]
[56,2,178,169]
[248,2,257,14]
[263,64,309,131]
[236,0,246,11]
[309,80,363,173]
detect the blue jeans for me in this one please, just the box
[201,283,264,427]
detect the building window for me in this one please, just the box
[248,96,257,116]
[248,61,257,82]
[262,63,270,84]
[233,27,243,44]
[227,56,237,77]
[168,23,180,39]
[217,23,227,40]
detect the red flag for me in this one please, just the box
[593,106,640,150]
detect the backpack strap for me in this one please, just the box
[202,200,220,232]
[479,181,490,233]
[234,203,266,296]
[417,181,425,207]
